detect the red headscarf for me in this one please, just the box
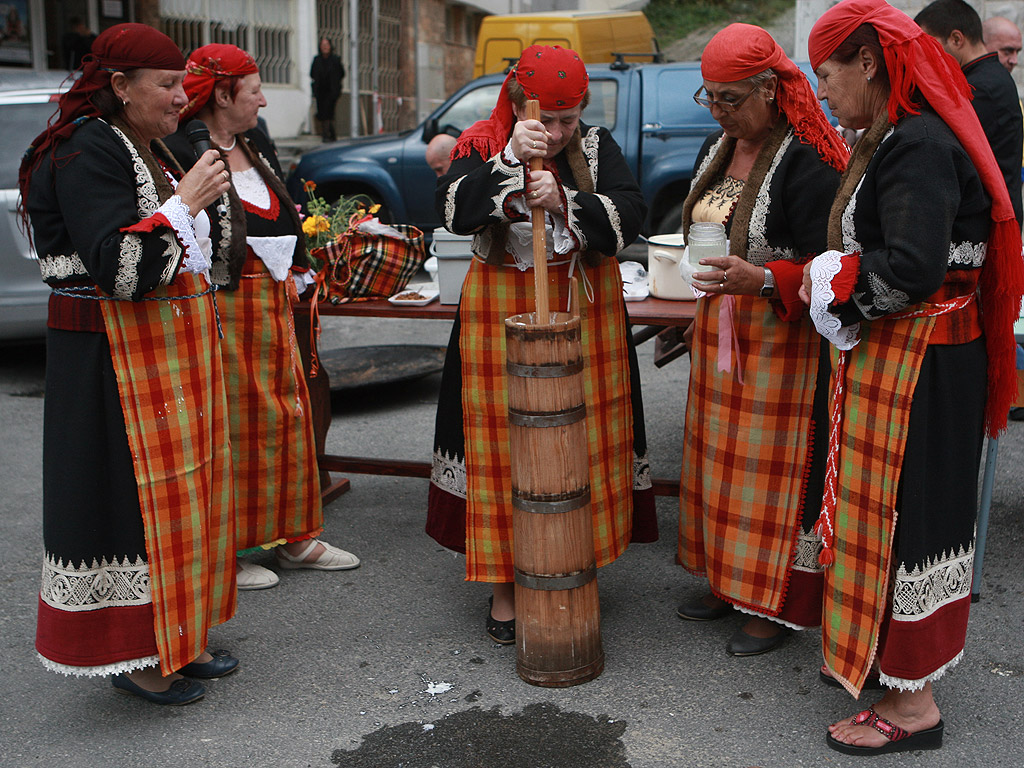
[809,0,1024,436]
[180,43,260,120]
[17,23,186,225]
[701,23,848,172]
[453,45,589,161]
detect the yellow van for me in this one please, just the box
[472,10,660,78]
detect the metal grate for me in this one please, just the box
[161,0,295,86]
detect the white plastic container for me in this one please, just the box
[431,228,474,304]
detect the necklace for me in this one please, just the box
[216,135,237,152]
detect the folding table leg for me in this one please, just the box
[971,436,998,602]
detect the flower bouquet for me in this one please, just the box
[300,180,377,270]
[299,180,426,304]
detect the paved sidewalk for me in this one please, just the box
[0,316,1021,767]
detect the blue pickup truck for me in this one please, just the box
[287,60,824,235]
[287,59,723,235]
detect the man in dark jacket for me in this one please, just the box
[916,0,1023,226]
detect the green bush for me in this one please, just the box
[645,0,795,46]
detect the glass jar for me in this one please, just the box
[687,221,727,267]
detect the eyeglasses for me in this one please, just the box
[693,85,759,112]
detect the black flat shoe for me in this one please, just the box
[486,597,515,645]
[112,673,205,705]
[726,626,787,656]
[819,667,884,691]
[178,649,239,679]
[676,595,733,621]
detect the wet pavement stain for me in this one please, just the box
[330,702,630,767]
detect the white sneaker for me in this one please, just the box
[236,559,280,590]
[275,539,361,571]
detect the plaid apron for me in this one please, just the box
[818,312,942,694]
[679,293,821,615]
[100,272,236,675]
[217,256,322,552]
[460,257,634,582]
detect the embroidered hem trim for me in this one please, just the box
[879,650,964,692]
[38,652,160,678]
[732,604,815,631]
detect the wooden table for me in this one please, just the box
[294,296,697,503]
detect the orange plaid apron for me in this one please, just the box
[459,257,634,582]
[679,293,821,615]
[817,293,974,695]
[217,257,322,552]
[100,272,236,675]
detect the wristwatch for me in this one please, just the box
[760,267,775,298]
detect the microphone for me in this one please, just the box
[185,119,213,158]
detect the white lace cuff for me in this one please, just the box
[292,269,316,295]
[809,250,860,350]
[160,195,210,274]
[503,138,523,167]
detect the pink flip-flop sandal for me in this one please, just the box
[826,707,944,755]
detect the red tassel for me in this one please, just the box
[980,217,1024,438]
[818,547,835,567]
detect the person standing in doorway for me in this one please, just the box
[62,16,96,71]
[311,37,344,142]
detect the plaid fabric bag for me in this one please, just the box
[319,216,426,303]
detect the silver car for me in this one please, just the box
[0,70,68,341]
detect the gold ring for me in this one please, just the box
[719,282,725,289]
[722,272,728,282]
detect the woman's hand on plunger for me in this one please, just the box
[175,149,231,216]
[513,119,559,212]
[691,254,762,295]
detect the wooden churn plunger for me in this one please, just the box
[503,99,604,686]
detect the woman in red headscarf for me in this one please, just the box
[20,24,238,704]
[166,43,360,591]
[674,23,848,657]
[426,45,656,643]
[803,0,1024,754]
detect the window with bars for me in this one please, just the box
[161,0,295,86]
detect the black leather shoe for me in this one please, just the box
[486,597,515,645]
[112,673,206,705]
[819,667,884,690]
[178,649,239,679]
[726,626,787,656]
[676,595,733,621]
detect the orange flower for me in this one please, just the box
[303,180,317,193]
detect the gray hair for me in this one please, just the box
[748,68,776,91]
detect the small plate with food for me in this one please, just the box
[388,284,439,306]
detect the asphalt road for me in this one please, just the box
[1,309,1022,768]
